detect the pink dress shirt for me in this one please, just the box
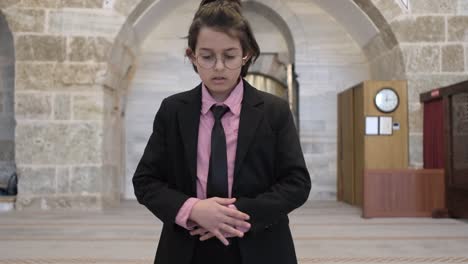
[175,80,249,235]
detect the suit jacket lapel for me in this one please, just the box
[177,85,202,196]
[233,80,264,194]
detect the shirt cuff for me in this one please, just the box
[175,197,200,230]
[228,204,251,233]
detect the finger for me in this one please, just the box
[221,206,250,220]
[190,228,208,236]
[213,197,236,205]
[220,223,244,238]
[223,217,251,230]
[199,232,216,241]
[209,230,229,246]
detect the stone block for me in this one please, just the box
[392,16,445,42]
[448,16,468,41]
[16,93,52,120]
[363,34,386,60]
[57,123,103,164]
[409,134,423,167]
[369,47,406,80]
[71,166,101,194]
[3,9,45,33]
[54,94,71,120]
[17,62,105,91]
[17,167,56,195]
[16,35,66,61]
[442,44,465,72]
[299,93,336,121]
[15,123,61,164]
[16,63,55,91]
[352,0,388,29]
[115,0,146,18]
[372,0,403,23]
[407,74,468,103]
[411,0,456,13]
[0,140,14,161]
[408,103,423,133]
[0,0,20,9]
[58,0,102,8]
[402,45,440,73]
[56,167,70,194]
[460,0,468,14]
[19,0,58,8]
[16,122,102,165]
[68,36,112,62]
[15,195,101,210]
[377,25,399,51]
[301,141,336,155]
[73,94,103,120]
[55,63,103,87]
[48,9,125,37]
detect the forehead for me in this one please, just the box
[196,27,242,52]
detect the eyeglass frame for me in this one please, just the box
[191,53,249,70]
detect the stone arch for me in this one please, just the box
[351,0,406,79]
[104,0,409,202]
[105,0,309,199]
[242,1,296,87]
[0,10,16,190]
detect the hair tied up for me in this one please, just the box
[199,0,242,8]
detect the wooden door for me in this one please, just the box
[337,89,355,204]
[447,93,468,218]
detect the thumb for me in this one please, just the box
[213,197,236,205]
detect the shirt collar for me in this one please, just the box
[201,79,243,116]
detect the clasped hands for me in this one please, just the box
[188,197,250,246]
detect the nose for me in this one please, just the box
[214,56,225,71]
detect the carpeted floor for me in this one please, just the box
[0,200,467,264]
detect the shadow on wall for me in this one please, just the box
[0,11,16,193]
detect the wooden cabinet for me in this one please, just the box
[337,81,409,207]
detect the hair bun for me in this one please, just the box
[199,0,242,8]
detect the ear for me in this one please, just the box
[243,52,252,65]
[186,48,196,64]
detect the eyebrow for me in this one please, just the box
[198,48,240,52]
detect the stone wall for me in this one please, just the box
[361,0,468,168]
[1,0,467,210]
[0,0,131,209]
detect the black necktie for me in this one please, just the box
[207,105,230,198]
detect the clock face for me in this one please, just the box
[374,88,399,113]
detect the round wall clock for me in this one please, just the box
[374,87,399,113]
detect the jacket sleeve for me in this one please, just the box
[234,101,311,234]
[133,99,191,224]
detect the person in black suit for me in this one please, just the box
[133,1,311,263]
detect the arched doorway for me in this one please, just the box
[104,0,405,202]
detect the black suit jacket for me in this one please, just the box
[133,80,311,264]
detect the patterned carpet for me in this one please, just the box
[0,201,467,264]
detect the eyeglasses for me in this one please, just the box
[194,54,248,70]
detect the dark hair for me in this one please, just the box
[186,0,260,77]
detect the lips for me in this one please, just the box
[212,77,227,84]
